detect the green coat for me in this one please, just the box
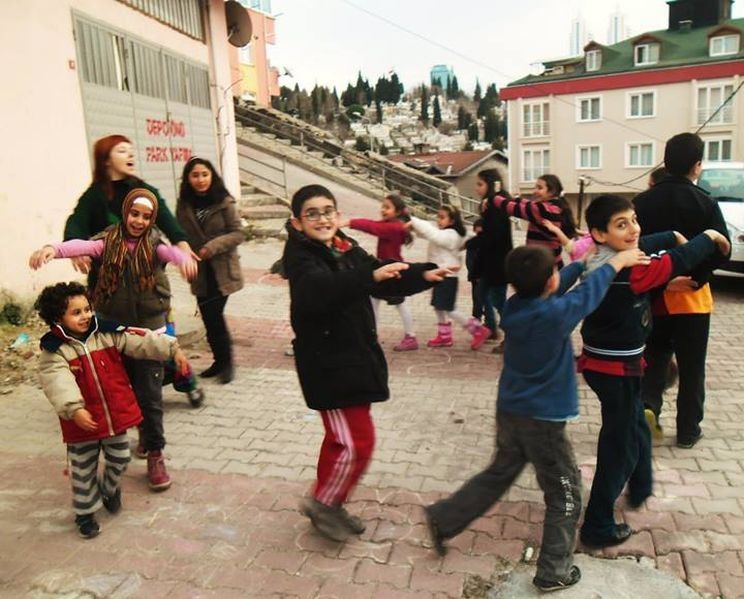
[176,195,245,297]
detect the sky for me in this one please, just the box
[267,0,744,93]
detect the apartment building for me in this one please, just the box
[501,0,744,200]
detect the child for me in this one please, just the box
[29,189,195,491]
[35,282,190,538]
[283,184,451,542]
[425,244,648,592]
[475,169,514,352]
[490,174,576,268]
[578,194,730,548]
[464,218,485,324]
[344,193,419,351]
[410,206,491,350]
[176,157,244,383]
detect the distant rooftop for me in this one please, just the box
[388,150,506,177]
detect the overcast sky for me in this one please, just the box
[268,0,744,93]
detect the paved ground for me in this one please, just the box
[1,192,744,598]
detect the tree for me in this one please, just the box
[432,92,442,128]
[390,72,403,104]
[473,80,482,103]
[375,98,383,123]
[451,75,460,99]
[468,122,479,141]
[419,84,429,124]
[484,111,499,143]
[341,83,355,107]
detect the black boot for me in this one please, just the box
[200,362,221,378]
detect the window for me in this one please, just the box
[586,49,601,71]
[704,139,732,162]
[634,43,660,66]
[577,96,601,122]
[697,83,735,124]
[577,145,601,169]
[710,34,740,56]
[522,102,550,137]
[76,21,129,91]
[626,142,655,168]
[522,147,550,182]
[627,91,655,118]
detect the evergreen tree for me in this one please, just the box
[451,75,460,98]
[390,72,403,104]
[375,98,383,123]
[473,80,482,103]
[468,121,479,141]
[432,92,442,128]
[484,111,499,143]
[457,106,467,130]
[341,83,355,107]
[445,78,453,99]
[419,84,429,124]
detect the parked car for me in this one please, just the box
[698,162,744,276]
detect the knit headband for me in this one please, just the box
[122,188,159,225]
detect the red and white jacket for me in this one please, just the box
[39,318,178,444]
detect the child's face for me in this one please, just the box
[291,196,339,247]
[533,178,551,201]
[188,163,213,194]
[125,203,154,238]
[475,178,488,200]
[591,209,642,250]
[60,295,93,335]
[437,210,453,229]
[473,224,483,235]
[380,198,397,221]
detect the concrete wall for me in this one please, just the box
[451,159,509,199]
[1,0,238,299]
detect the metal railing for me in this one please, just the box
[234,104,481,220]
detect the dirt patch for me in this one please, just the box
[0,315,47,392]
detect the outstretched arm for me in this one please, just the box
[493,196,562,227]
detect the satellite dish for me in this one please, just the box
[225,0,253,48]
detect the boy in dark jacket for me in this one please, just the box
[578,194,730,549]
[633,133,730,448]
[283,184,451,543]
[425,244,648,593]
[465,218,485,322]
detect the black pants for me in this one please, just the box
[641,313,709,442]
[582,371,652,537]
[197,264,232,368]
[125,358,165,451]
[428,412,581,581]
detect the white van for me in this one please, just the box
[698,162,744,275]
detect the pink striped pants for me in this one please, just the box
[314,404,375,506]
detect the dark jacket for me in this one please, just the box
[464,234,484,282]
[581,232,717,363]
[92,228,171,330]
[64,179,187,244]
[283,225,435,410]
[633,176,730,284]
[176,194,245,297]
[479,202,513,285]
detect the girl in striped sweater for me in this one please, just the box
[490,174,577,269]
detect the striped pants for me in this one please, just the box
[314,405,375,506]
[67,434,130,515]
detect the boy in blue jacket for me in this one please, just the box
[578,194,730,549]
[425,243,648,593]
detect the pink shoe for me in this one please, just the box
[147,450,172,491]
[470,325,492,350]
[394,334,419,351]
[427,322,453,348]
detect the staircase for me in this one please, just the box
[237,184,290,239]
[233,103,481,221]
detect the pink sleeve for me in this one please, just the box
[570,235,595,261]
[156,244,188,265]
[53,239,105,259]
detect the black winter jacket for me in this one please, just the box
[479,202,513,286]
[633,176,730,284]
[283,226,435,410]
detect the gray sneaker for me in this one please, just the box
[300,497,350,542]
[337,505,366,534]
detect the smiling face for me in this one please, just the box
[60,295,93,336]
[290,195,339,246]
[380,197,398,221]
[125,202,154,238]
[533,178,551,201]
[591,209,642,250]
[188,163,213,195]
[106,142,136,180]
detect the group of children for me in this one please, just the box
[31,129,730,594]
[284,133,730,592]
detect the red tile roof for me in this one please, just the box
[387,150,504,177]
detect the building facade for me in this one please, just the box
[233,0,280,106]
[501,0,743,202]
[430,65,455,88]
[2,0,246,295]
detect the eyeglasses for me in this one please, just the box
[302,207,337,221]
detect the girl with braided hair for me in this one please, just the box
[30,189,196,491]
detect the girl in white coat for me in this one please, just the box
[410,206,491,350]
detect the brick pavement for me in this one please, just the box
[1,212,744,597]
